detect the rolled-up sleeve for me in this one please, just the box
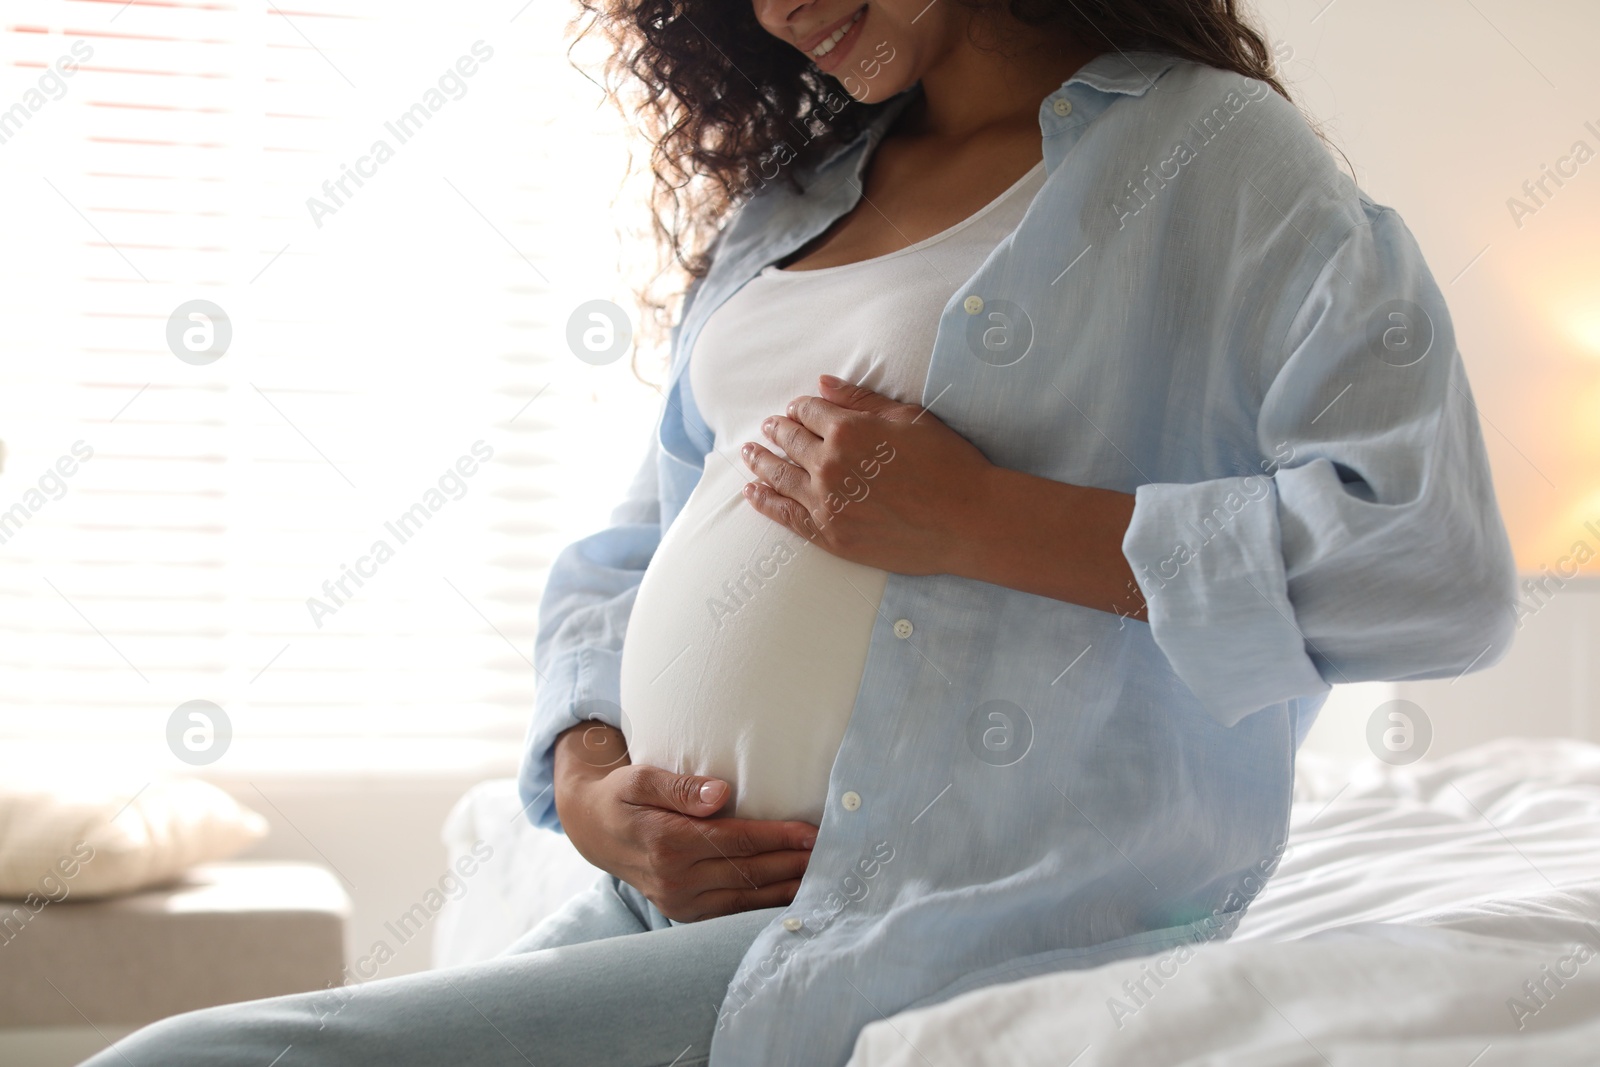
[1122,205,1518,727]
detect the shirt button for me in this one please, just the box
[893,618,913,639]
[782,917,803,932]
[1053,98,1073,117]
[962,295,984,315]
[841,790,862,812]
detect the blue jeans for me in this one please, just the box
[80,876,783,1067]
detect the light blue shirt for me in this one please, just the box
[519,51,1516,1066]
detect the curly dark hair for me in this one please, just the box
[572,1,1314,341]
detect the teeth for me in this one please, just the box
[812,9,863,59]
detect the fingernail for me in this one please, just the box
[699,781,725,804]
[762,417,776,434]
[820,374,844,388]
[741,443,755,459]
[801,836,816,850]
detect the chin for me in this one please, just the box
[831,69,912,105]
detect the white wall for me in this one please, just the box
[1251,0,1600,571]
[1304,577,1598,763]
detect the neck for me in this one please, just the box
[907,20,1100,140]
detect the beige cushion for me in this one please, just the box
[0,862,349,1026]
[0,776,268,901]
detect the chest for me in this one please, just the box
[781,127,1045,271]
[689,164,1046,437]
[661,109,1287,515]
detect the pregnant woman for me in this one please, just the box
[88,1,1515,1065]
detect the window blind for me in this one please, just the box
[0,0,660,762]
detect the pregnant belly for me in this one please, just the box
[618,464,885,824]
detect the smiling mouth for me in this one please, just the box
[810,6,866,60]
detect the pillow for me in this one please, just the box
[0,776,269,901]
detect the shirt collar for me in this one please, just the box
[807,50,1179,179]
[1067,50,1180,98]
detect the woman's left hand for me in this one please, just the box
[740,374,993,575]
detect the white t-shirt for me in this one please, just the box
[618,161,1046,823]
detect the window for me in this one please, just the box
[0,0,660,768]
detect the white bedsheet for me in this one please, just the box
[434,740,1600,1064]
[849,924,1600,1066]
[434,779,601,967]
[848,739,1600,1066]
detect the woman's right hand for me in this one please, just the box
[551,722,818,922]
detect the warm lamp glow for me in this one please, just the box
[1529,488,1600,576]
[1539,280,1600,358]
[1569,310,1600,357]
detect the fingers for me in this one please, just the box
[700,816,819,857]
[653,814,817,887]
[616,803,819,921]
[616,764,731,818]
[691,878,804,921]
[787,395,864,441]
[740,436,820,541]
[693,847,812,892]
[759,414,822,467]
[742,481,820,542]
[785,394,848,436]
[741,442,808,497]
[817,374,902,415]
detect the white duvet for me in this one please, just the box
[847,739,1600,1066]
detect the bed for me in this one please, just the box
[436,737,1600,1064]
